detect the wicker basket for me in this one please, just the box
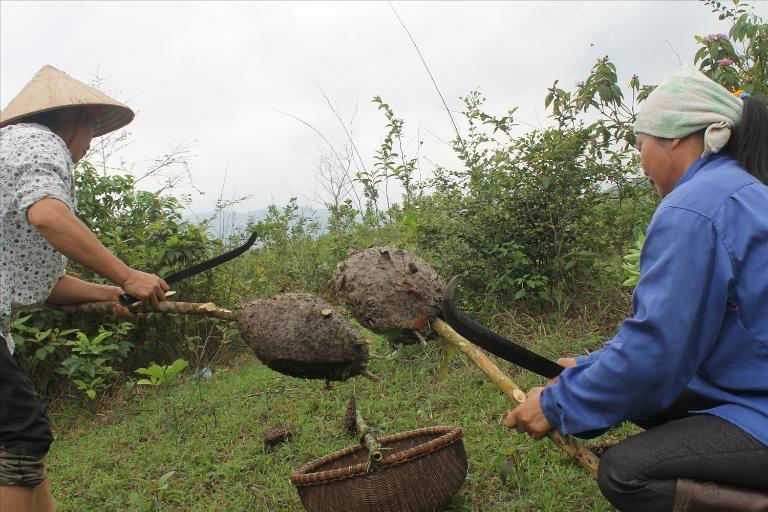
[290,426,467,512]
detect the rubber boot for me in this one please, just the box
[672,479,768,511]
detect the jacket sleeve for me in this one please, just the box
[540,205,733,436]
[575,346,606,365]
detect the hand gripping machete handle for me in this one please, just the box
[118,231,260,306]
[441,275,565,379]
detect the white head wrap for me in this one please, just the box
[633,67,743,157]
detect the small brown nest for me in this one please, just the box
[291,426,467,512]
[333,247,445,342]
[239,293,370,381]
[263,423,295,447]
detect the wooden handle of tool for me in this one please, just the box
[433,318,600,479]
[56,300,238,320]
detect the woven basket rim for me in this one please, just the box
[290,425,463,487]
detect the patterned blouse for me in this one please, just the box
[0,123,76,354]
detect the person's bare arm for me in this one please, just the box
[46,275,117,305]
[27,198,168,307]
[46,275,139,318]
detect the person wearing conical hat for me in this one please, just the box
[0,65,169,511]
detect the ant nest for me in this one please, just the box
[239,293,370,381]
[333,247,445,343]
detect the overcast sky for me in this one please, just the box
[2,1,764,216]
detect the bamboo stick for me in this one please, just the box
[356,409,383,463]
[56,300,238,320]
[433,318,600,479]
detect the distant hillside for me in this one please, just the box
[182,207,330,239]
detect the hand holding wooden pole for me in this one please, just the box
[433,318,600,479]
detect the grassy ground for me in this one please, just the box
[47,315,631,511]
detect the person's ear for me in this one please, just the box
[669,138,684,149]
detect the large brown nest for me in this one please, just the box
[239,293,369,381]
[333,247,445,342]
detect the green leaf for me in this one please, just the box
[136,364,165,379]
[694,46,708,64]
[34,346,52,361]
[163,359,189,381]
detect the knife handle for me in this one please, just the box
[118,293,139,306]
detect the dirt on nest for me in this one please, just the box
[332,247,445,341]
[238,293,369,381]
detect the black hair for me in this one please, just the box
[722,95,768,185]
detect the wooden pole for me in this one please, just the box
[433,318,600,479]
[56,300,238,320]
[355,409,383,463]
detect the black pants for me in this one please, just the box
[597,390,768,512]
[0,340,53,459]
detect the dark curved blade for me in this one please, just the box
[119,230,261,306]
[441,275,564,379]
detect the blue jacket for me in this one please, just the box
[540,155,768,446]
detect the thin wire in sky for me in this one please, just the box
[387,1,466,151]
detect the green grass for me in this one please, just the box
[47,323,627,511]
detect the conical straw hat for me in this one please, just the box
[0,65,134,137]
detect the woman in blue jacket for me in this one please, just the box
[505,68,768,511]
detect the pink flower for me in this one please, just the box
[705,33,730,42]
[717,58,734,67]
[575,81,585,89]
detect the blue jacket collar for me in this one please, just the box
[674,154,733,190]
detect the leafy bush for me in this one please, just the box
[73,161,210,289]
[13,316,134,399]
[412,91,652,306]
[695,0,767,95]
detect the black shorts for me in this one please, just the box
[0,339,53,459]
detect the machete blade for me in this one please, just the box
[118,230,261,306]
[441,275,564,379]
